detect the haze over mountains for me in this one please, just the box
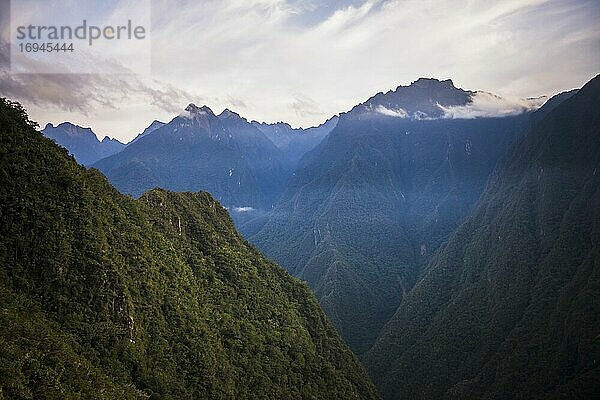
[251,116,339,167]
[30,75,600,398]
[249,78,536,353]
[65,105,337,226]
[41,80,581,353]
[93,104,287,208]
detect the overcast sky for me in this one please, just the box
[1,0,599,142]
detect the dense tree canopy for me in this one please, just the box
[0,98,378,400]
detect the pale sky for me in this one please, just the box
[1,0,599,142]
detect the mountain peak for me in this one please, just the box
[413,77,441,83]
[185,103,213,113]
[52,122,96,137]
[101,136,122,144]
[351,77,471,120]
[41,121,124,165]
[180,104,215,119]
[144,119,166,133]
[409,77,457,89]
[130,120,166,144]
[252,120,293,129]
[218,108,243,120]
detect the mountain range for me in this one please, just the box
[43,122,125,166]
[27,74,600,398]
[365,74,600,399]
[93,104,289,210]
[248,78,537,354]
[0,98,377,399]
[41,79,582,357]
[251,116,339,167]
[63,105,336,227]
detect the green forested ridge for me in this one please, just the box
[364,76,600,399]
[0,98,378,399]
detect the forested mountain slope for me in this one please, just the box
[0,98,378,400]
[249,78,533,354]
[365,75,600,399]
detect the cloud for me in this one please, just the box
[140,82,198,114]
[145,0,600,129]
[375,105,408,118]
[0,62,194,116]
[225,96,248,110]
[0,0,598,141]
[232,206,255,213]
[438,92,547,119]
[290,94,323,119]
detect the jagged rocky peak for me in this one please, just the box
[350,77,545,121]
[146,120,166,131]
[219,108,238,118]
[42,121,125,165]
[62,122,95,134]
[176,103,222,132]
[218,108,247,122]
[43,122,99,140]
[347,77,472,120]
[100,136,122,144]
[141,120,166,135]
[410,77,456,87]
[253,120,293,129]
[180,103,215,119]
[129,120,166,144]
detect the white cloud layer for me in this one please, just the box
[0,0,598,141]
[438,92,548,119]
[232,207,255,213]
[376,105,409,118]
